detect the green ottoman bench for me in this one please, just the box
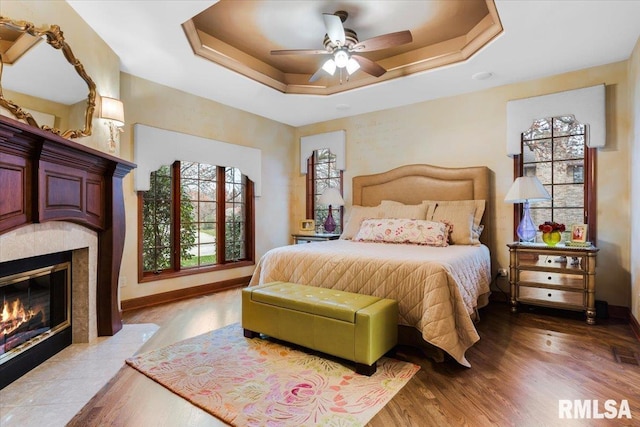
[242,281,398,376]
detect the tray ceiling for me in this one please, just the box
[183,0,502,94]
[66,0,640,127]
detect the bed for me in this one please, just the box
[249,164,493,367]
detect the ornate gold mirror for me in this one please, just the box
[0,16,96,138]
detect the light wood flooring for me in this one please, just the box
[68,288,640,426]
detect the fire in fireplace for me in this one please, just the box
[0,251,71,389]
[2,286,49,354]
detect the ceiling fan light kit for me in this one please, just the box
[321,49,360,78]
[322,59,337,75]
[346,57,360,74]
[270,10,412,84]
[334,49,349,68]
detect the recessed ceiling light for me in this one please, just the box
[472,71,493,80]
[336,104,350,111]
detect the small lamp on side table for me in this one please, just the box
[505,176,551,243]
[318,187,344,233]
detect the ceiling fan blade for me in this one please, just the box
[323,13,346,46]
[351,30,413,52]
[352,55,386,77]
[271,48,329,56]
[309,66,326,83]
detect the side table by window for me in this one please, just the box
[507,242,599,324]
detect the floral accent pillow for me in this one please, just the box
[353,218,450,247]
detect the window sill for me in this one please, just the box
[139,260,254,283]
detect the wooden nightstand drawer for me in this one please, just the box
[517,254,585,272]
[518,286,584,308]
[518,271,584,289]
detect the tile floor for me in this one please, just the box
[0,323,159,427]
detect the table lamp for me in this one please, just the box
[504,176,551,242]
[318,187,344,233]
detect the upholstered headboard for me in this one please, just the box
[352,164,493,249]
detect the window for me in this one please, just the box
[515,115,596,241]
[139,161,253,280]
[224,167,248,261]
[141,164,173,273]
[306,148,343,234]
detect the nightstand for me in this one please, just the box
[292,233,340,244]
[507,243,599,324]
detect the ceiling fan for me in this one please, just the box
[271,11,412,83]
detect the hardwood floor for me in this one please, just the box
[68,288,640,426]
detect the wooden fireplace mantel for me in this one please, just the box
[0,115,136,336]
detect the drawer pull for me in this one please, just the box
[547,259,552,264]
[547,293,552,297]
[547,276,552,281]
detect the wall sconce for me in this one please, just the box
[99,96,125,152]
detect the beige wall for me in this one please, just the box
[118,73,296,300]
[2,89,72,130]
[3,0,636,311]
[295,61,632,308]
[629,36,640,321]
[1,0,120,152]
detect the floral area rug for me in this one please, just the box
[126,323,419,426]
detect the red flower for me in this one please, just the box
[538,221,565,232]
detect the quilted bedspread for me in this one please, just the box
[249,240,491,367]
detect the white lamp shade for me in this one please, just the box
[346,57,360,75]
[504,176,551,203]
[318,187,344,206]
[100,97,125,126]
[322,59,337,75]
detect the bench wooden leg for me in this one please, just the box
[355,361,377,376]
[243,328,258,338]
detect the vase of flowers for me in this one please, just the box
[539,221,565,246]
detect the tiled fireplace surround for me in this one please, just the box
[0,222,99,343]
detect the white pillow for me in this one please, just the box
[380,203,428,221]
[380,200,436,219]
[426,200,486,245]
[340,205,384,239]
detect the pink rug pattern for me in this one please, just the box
[126,323,419,426]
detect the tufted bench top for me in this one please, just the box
[247,281,381,323]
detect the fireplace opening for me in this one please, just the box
[0,251,72,389]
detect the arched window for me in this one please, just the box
[139,161,254,281]
[514,115,596,242]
